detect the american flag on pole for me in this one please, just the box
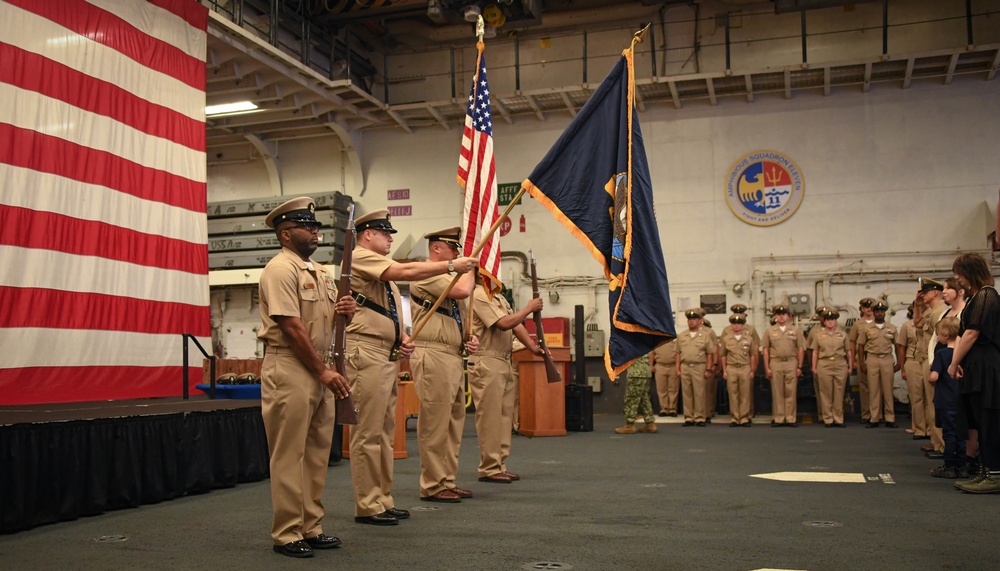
[0,0,210,405]
[457,45,501,293]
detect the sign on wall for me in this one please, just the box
[725,150,804,227]
[498,182,523,206]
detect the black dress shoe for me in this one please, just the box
[668,412,678,417]
[385,508,410,520]
[730,421,739,427]
[304,534,342,549]
[866,422,880,428]
[696,421,706,427]
[355,513,398,526]
[788,422,798,428]
[657,411,669,417]
[885,422,897,428]
[682,420,695,426]
[273,540,314,558]
[925,450,945,460]
[771,421,781,427]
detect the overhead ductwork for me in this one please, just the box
[773,0,882,14]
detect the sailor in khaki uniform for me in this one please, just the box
[849,298,876,423]
[651,338,679,416]
[469,274,544,483]
[721,304,759,418]
[719,314,757,426]
[915,278,948,452]
[857,300,900,427]
[675,308,716,426]
[410,227,480,503]
[345,210,477,525]
[762,304,804,427]
[258,197,356,558]
[896,305,929,438]
[810,309,852,427]
[807,306,833,415]
[702,318,721,421]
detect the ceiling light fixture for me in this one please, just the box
[463,4,481,22]
[205,101,259,116]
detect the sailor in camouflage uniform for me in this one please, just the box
[614,354,657,434]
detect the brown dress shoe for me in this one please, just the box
[503,471,520,481]
[919,444,935,452]
[449,486,474,498]
[478,473,513,483]
[420,489,462,503]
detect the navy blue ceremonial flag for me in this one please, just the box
[521,51,675,378]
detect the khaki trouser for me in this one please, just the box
[500,364,517,472]
[866,354,896,423]
[769,357,798,424]
[727,364,752,424]
[261,349,335,545]
[680,362,706,422]
[412,345,465,497]
[346,337,398,517]
[654,367,680,414]
[922,361,944,451]
[468,355,514,478]
[857,363,871,421]
[904,359,928,436]
[705,373,718,419]
[816,358,848,425]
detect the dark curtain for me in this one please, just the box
[0,408,268,533]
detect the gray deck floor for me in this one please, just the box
[1,413,996,571]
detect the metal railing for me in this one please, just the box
[182,333,216,400]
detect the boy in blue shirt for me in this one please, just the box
[929,317,966,478]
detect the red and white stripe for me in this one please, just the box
[0,0,209,405]
[457,51,501,293]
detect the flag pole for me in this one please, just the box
[463,15,488,340]
[411,186,527,340]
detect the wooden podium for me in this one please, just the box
[342,380,410,460]
[514,347,569,437]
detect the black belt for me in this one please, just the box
[411,293,456,318]
[351,285,401,360]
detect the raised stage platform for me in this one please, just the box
[0,397,269,534]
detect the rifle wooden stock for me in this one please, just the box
[332,206,359,425]
[529,252,562,383]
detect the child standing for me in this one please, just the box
[929,317,966,478]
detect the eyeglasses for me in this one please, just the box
[285,223,321,232]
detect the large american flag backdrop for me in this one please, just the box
[457,44,502,293]
[0,0,210,405]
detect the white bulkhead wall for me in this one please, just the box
[207,1,1000,342]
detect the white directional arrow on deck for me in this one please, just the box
[750,471,867,483]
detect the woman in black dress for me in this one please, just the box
[948,253,1000,493]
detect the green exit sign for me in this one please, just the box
[498,182,523,206]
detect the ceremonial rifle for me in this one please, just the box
[329,204,359,425]
[529,249,562,383]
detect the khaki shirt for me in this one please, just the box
[346,247,403,342]
[472,288,513,355]
[722,324,759,347]
[719,330,757,367]
[857,322,898,357]
[761,325,805,358]
[676,329,716,364]
[896,319,925,363]
[810,327,850,361]
[848,318,873,359]
[258,247,338,353]
[651,339,677,373]
[922,302,949,362]
[410,274,467,349]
